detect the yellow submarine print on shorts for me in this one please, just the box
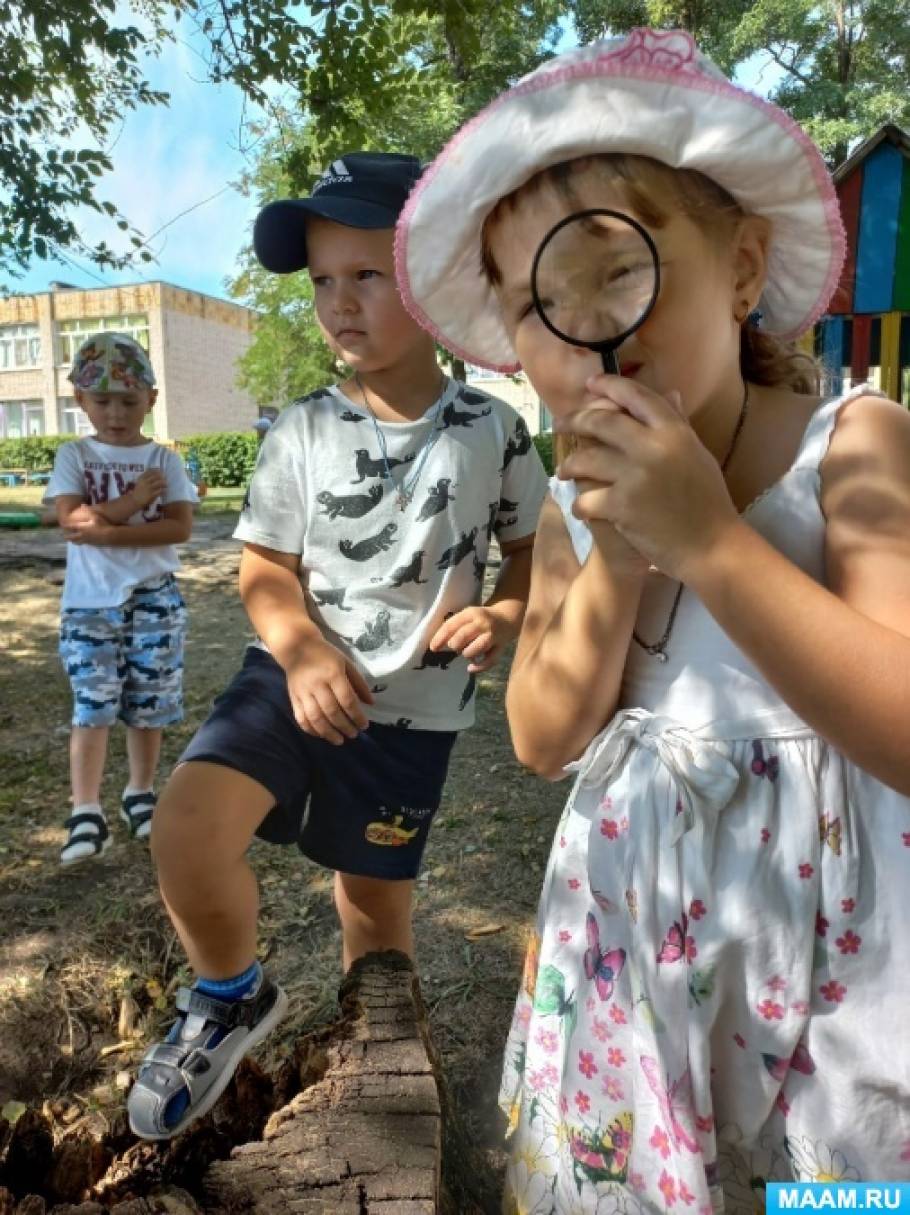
[365,813,419,847]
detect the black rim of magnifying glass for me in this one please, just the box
[530,208,661,372]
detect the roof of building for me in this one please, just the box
[834,123,910,184]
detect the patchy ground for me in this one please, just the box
[0,499,564,1188]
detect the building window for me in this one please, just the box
[58,315,149,366]
[58,400,93,436]
[0,399,45,438]
[0,325,41,370]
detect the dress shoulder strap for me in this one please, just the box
[792,383,883,473]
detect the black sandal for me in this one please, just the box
[121,791,157,840]
[60,810,111,866]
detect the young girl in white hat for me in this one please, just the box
[397,27,910,1212]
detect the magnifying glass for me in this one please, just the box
[531,209,660,374]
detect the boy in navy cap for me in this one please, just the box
[128,151,548,1138]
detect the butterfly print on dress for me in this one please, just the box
[438,398,492,429]
[416,478,455,521]
[311,586,352,611]
[351,448,415,483]
[639,1056,700,1154]
[340,608,393,653]
[437,526,478,571]
[317,485,383,519]
[339,523,398,561]
[500,417,532,471]
[583,912,626,1002]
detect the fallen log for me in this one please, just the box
[0,952,499,1215]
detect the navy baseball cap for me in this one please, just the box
[253,152,423,274]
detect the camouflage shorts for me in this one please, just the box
[60,576,187,728]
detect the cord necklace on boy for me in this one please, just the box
[354,371,449,511]
[632,381,749,662]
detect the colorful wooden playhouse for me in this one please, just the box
[815,124,910,404]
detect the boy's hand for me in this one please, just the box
[63,514,114,545]
[284,638,374,745]
[131,470,167,507]
[429,606,514,673]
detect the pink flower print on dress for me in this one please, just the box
[816,912,829,937]
[592,1016,611,1042]
[578,1050,598,1079]
[903,832,910,848]
[761,827,771,844]
[757,998,785,1021]
[695,1113,713,1134]
[607,1047,626,1068]
[841,897,855,914]
[535,1027,559,1054]
[835,929,861,954]
[559,930,572,943]
[529,1068,548,1092]
[798,862,814,879]
[603,1074,625,1101]
[679,1180,696,1205]
[659,1169,678,1205]
[601,818,619,839]
[640,1055,700,1153]
[688,899,707,921]
[791,999,810,1016]
[820,980,847,1003]
[574,1089,591,1113]
[609,1005,627,1025]
[567,877,580,890]
[751,740,780,781]
[650,1125,671,1160]
[767,975,788,992]
[733,1033,747,1049]
[604,26,698,73]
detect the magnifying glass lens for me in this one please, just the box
[533,212,659,349]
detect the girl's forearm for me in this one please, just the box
[507,553,644,779]
[687,519,910,795]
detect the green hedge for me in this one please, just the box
[0,435,73,470]
[180,432,259,488]
[533,432,554,475]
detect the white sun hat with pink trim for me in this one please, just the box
[395,28,845,373]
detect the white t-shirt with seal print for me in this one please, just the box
[234,378,548,731]
[44,438,198,609]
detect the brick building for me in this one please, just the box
[0,281,260,441]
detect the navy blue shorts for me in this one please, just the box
[179,646,457,879]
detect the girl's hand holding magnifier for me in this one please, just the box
[556,375,741,584]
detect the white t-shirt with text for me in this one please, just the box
[45,438,198,609]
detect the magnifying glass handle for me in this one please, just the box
[600,349,619,375]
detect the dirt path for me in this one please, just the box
[0,517,564,1176]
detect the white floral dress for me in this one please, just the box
[500,389,910,1214]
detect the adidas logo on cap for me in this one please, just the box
[313,159,352,192]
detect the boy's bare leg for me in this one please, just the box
[334,872,416,971]
[125,725,162,790]
[151,761,275,979]
[70,725,110,805]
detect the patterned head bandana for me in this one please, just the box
[68,331,156,392]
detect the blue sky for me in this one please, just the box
[11,21,783,304]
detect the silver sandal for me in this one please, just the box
[127,977,288,1140]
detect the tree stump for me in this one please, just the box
[205,951,441,1213]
